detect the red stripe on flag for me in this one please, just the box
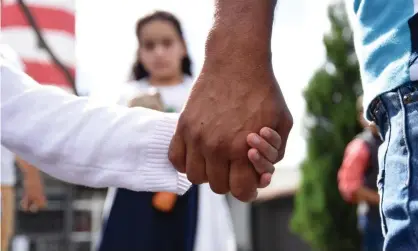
[23,60,75,90]
[1,4,75,35]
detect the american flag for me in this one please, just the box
[1,0,75,93]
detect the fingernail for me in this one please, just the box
[262,173,272,185]
[265,174,272,184]
[261,128,271,138]
[251,135,260,144]
[254,150,260,160]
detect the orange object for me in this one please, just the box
[152,192,177,212]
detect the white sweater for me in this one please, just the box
[0,44,23,186]
[0,48,191,195]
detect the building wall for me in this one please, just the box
[251,195,312,251]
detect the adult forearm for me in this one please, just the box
[206,0,277,64]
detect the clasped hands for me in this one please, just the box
[169,59,293,202]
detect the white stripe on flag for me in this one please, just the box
[1,28,75,66]
[41,83,75,94]
[1,0,75,12]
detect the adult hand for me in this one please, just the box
[169,59,292,202]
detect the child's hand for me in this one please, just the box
[247,127,282,188]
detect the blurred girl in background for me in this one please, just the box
[98,11,236,251]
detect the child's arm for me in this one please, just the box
[15,157,47,212]
[338,139,371,203]
[1,51,190,195]
[354,186,380,205]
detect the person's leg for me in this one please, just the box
[184,185,199,251]
[0,185,15,251]
[370,83,418,251]
[362,217,384,251]
[98,189,155,251]
[151,185,197,251]
[98,188,193,251]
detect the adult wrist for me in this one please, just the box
[204,0,276,66]
[138,113,192,195]
[204,27,272,67]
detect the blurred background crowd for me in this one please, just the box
[0,0,382,250]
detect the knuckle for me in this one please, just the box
[205,138,224,154]
[178,111,188,123]
[168,151,185,172]
[276,150,285,162]
[230,139,248,159]
[168,148,176,161]
[278,110,293,135]
[285,112,294,131]
[189,127,202,143]
[177,114,191,131]
[168,149,179,164]
[206,142,217,154]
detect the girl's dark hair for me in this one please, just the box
[131,11,192,81]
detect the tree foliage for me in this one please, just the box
[291,3,363,250]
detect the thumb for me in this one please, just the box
[168,131,187,173]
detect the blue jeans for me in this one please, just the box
[362,215,384,251]
[369,83,418,251]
